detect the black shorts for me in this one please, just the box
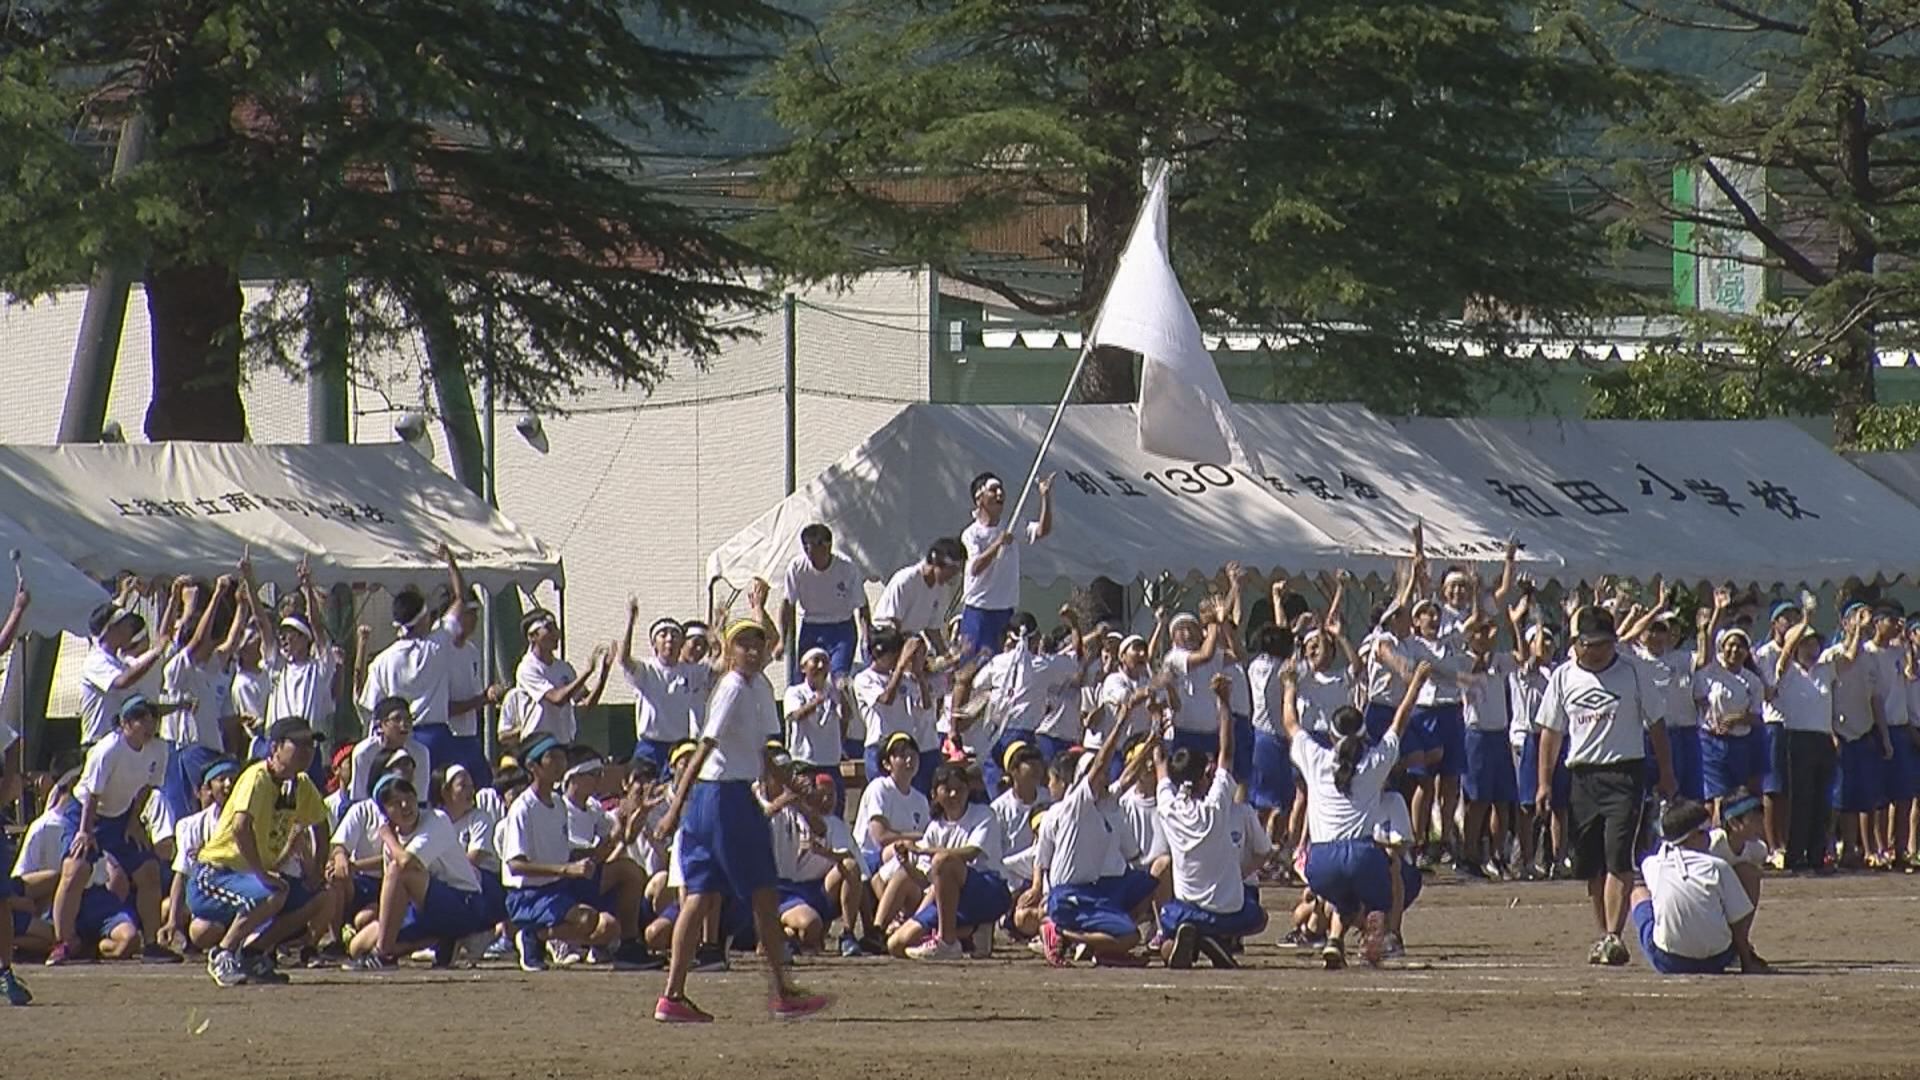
[1569,761,1646,879]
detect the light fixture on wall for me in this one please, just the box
[515,413,548,454]
[99,420,125,443]
[393,411,433,457]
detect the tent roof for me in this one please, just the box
[0,442,560,593]
[709,404,1920,594]
[0,509,111,637]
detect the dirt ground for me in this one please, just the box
[6,872,1919,1080]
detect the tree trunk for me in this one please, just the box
[1076,164,1142,403]
[144,263,249,441]
[1831,81,1878,447]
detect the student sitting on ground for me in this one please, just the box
[1631,799,1768,975]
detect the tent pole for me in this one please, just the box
[1005,341,1094,530]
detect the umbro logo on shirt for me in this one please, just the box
[1568,687,1622,711]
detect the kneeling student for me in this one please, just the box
[1632,799,1767,975]
[890,761,1011,960]
[496,735,621,971]
[345,776,493,968]
[1157,674,1268,969]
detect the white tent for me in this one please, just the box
[0,510,110,636]
[710,404,1920,595]
[0,442,561,593]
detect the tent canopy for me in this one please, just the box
[709,404,1920,594]
[0,509,111,636]
[0,442,561,593]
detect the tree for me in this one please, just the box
[0,1,789,441]
[1568,0,1920,443]
[753,0,1629,410]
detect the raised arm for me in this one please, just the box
[1211,671,1235,772]
[1033,472,1055,541]
[298,556,330,650]
[0,580,30,656]
[438,543,467,621]
[583,646,614,709]
[183,579,230,663]
[1695,587,1730,672]
[1490,539,1518,606]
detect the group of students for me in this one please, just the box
[0,465,1878,1016]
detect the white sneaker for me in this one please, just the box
[584,947,611,966]
[408,948,437,964]
[548,941,583,967]
[905,935,964,962]
[1027,936,1048,957]
[968,923,994,959]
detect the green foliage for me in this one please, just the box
[0,0,793,413]
[753,0,1635,412]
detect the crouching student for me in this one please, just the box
[189,718,332,986]
[345,776,493,968]
[496,735,620,972]
[166,756,243,954]
[559,747,661,969]
[1157,674,1267,970]
[327,751,420,938]
[857,733,932,935]
[1707,789,1768,955]
[891,761,1012,960]
[1033,717,1157,968]
[1632,799,1767,975]
[11,809,140,963]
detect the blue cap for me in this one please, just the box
[118,694,157,722]
[1769,601,1800,623]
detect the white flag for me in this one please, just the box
[1089,164,1259,470]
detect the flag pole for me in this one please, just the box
[1004,340,1095,530]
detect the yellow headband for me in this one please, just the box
[722,618,767,648]
[1002,740,1033,773]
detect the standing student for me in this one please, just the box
[1459,604,1524,879]
[1283,660,1428,969]
[1160,608,1227,763]
[48,694,177,965]
[356,545,468,759]
[1157,673,1267,969]
[260,559,343,754]
[423,589,502,788]
[779,523,872,679]
[651,587,829,1023]
[512,610,611,746]
[1750,601,1802,860]
[496,735,621,972]
[349,697,433,803]
[79,602,171,748]
[620,606,694,775]
[1630,612,1705,802]
[345,777,493,968]
[958,471,1054,660]
[1694,589,1765,810]
[891,761,1012,961]
[1864,604,1914,868]
[190,718,332,986]
[872,538,966,645]
[1631,799,1767,975]
[957,611,1084,792]
[784,648,848,812]
[854,630,929,793]
[161,576,243,754]
[1403,598,1469,866]
[1513,624,1570,878]
[1771,619,1838,872]
[1827,604,1883,868]
[1535,606,1677,968]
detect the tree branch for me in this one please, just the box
[1696,155,1831,286]
[940,266,1086,317]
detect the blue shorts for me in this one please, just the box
[349,873,382,915]
[1230,713,1254,782]
[777,878,839,924]
[162,742,222,827]
[1248,731,1295,812]
[1631,899,1735,975]
[679,780,777,899]
[913,868,1010,931]
[1304,838,1393,921]
[1035,734,1078,763]
[799,619,859,678]
[986,728,1038,794]
[1410,703,1466,778]
[1363,701,1397,743]
[1883,727,1918,803]
[631,738,677,777]
[415,725,493,792]
[573,865,619,916]
[399,878,490,942]
[960,606,1013,661]
[1656,726,1706,801]
[1757,725,1786,797]
[1165,728,1215,763]
[1517,730,1571,810]
[506,879,580,931]
[1047,870,1156,938]
[479,875,508,925]
[188,865,281,924]
[77,885,137,942]
[1464,728,1520,804]
[1701,728,1764,799]
[57,803,155,875]
[1158,885,1268,940]
[1836,735,1886,813]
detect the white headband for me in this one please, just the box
[563,758,604,783]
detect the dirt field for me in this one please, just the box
[7,872,1919,1079]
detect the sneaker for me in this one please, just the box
[1196,935,1238,970]
[691,944,729,973]
[1587,938,1609,965]
[837,932,864,958]
[516,928,548,973]
[343,953,392,972]
[43,943,79,967]
[1603,934,1630,967]
[1381,932,1406,960]
[654,995,715,1024]
[1091,949,1147,968]
[1766,850,1789,872]
[1321,941,1345,970]
[409,947,438,964]
[1279,928,1312,949]
[140,944,183,965]
[613,941,665,972]
[207,949,249,987]
[243,951,290,984]
[770,989,833,1020]
[0,968,31,1006]
[905,935,964,962]
[483,933,514,961]
[1166,923,1200,970]
[547,941,583,967]
[584,947,611,966]
[1038,919,1069,968]
[968,922,994,960]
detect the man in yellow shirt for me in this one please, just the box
[190,717,328,987]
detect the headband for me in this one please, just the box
[371,773,407,803]
[1002,740,1033,773]
[201,759,241,787]
[1717,627,1751,648]
[800,646,829,665]
[444,763,472,790]
[885,731,918,755]
[383,747,415,768]
[563,757,604,784]
[1169,612,1200,631]
[685,625,709,640]
[668,741,699,769]
[649,618,683,638]
[1721,793,1762,821]
[1118,634,1146,652]
[1442,570,1472,588]
[722,618,766,647]
[520,735,562,765]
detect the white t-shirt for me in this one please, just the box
[783,680,845,767]
[783,553,864,624]
[960,519,1039,611]
[791,813,862,883]
[1373,789,1416,848]
[873,562,946,633]
[1640,842,1753,960]
[1865,642,1910,728]
[1294,667,1355,736]
[497,788,573,888]
[1774,660,1835,734]
[1826,645,1876,741]
[990,786,1051,858]
[515,652,580,742]
[161,650,225,750]
[1116,788,1167,868]
[1753,639,1785,725]
[1248,653,1286,737]
[1292,728,1400,843]
[1535,655,1660,766]
[446,805,501,873]
[330,798,387,868]
[698,672,781,782]
[853,665,918,748]
[854,778,929,858]
[267,650,340,737]
[1693,664,1763,737]
[974,646,1079,739]
[625,656,694,744]
[1406,632,1468,705]
[1032,779,1126,886]
[229,666,269,726]
[1163,646,1222,734]
[1094,668,1157,749]
[399,809,483,893]
[921,803,1007,879]
[358,634,458,732]
[349,736,432,802]
[1236,802,1275,882]
[435,632,486,738]
[1707,827,1768,868]
[564,795,616,851]
[14,810,88,880]
[1463,654,1518,732]
[1158,768,1244,914]
[1633,645,1698,731]
[172,804,220,876]
[79,640,132,745]
[1364,631,1410,706]
[76,731,169,819]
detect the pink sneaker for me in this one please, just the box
[1039,919,1069,968]
[770,989,833,1020]
[653,995,714,1024]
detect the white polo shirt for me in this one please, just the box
[75,731,168,819]
[1158,767,1245,914]
[698,671,781,782]
[873,562,946,632]
[960,519,1039,611]
[358,634,457,732]
[1163,646,1224,734]
[853,665,917,748]
[855,777,929,858]
[1773,660,1835,734]
[1865,641,1909,728]
[267,650,339,737]
[1535,654,1660,766]
[1639,841,1752,959]
[516,651,580,742]
[783,680,845,767]
[497,788,572,888]
[783,553,864,624]
[1632,644,1698,730]
[79,640,131,745]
